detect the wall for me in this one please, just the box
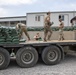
[51,12,74,26]
[23,31,75,40]
[27,13,46,27]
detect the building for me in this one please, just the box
[0,16,26,27]
[0,11,76,27]
[26,11,76,27]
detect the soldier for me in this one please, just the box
[44,11,53,41]
[58,18,65,41]
[16,23,30,41]
[33,33,42,41]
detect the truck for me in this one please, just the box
[0,26,76,70]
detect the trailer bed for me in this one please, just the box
[25,40,76,44]
[0,40,76,47]
[20,40,76,46]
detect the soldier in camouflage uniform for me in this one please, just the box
[16,23,30,41]
[44,12,53,41]
[58,19,65,41]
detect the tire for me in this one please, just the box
[16,47,38,68]
[42,46,61,65]
[0,47,10,70]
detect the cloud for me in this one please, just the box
[0,8,8,17]
[0,0,37,6]
[59,3,76,11]
[0,0,38,17]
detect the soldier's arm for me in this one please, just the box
[16,24,19,30]
[47,16,50,23]
[62,22,64,28]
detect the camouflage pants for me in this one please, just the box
[19,26,30,40]
[44,25,52,41]
[58,29,64,40]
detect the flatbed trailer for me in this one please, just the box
[1,40,76,69]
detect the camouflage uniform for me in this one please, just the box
[58,21,65,40]
[44,15,52,41]
[16,23,30,40]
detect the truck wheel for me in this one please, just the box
[16,47,38,68]
[42,46,61,65]
[0,47,10,69]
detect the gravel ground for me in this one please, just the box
[0,54,76,75]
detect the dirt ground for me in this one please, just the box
[0,54,76,75]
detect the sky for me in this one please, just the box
[0,0,76,17]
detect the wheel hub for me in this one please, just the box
[23,53,32,62]
[21,52,34,64]
[48,51,56,60]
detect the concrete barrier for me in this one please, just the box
[22,31,76,40]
